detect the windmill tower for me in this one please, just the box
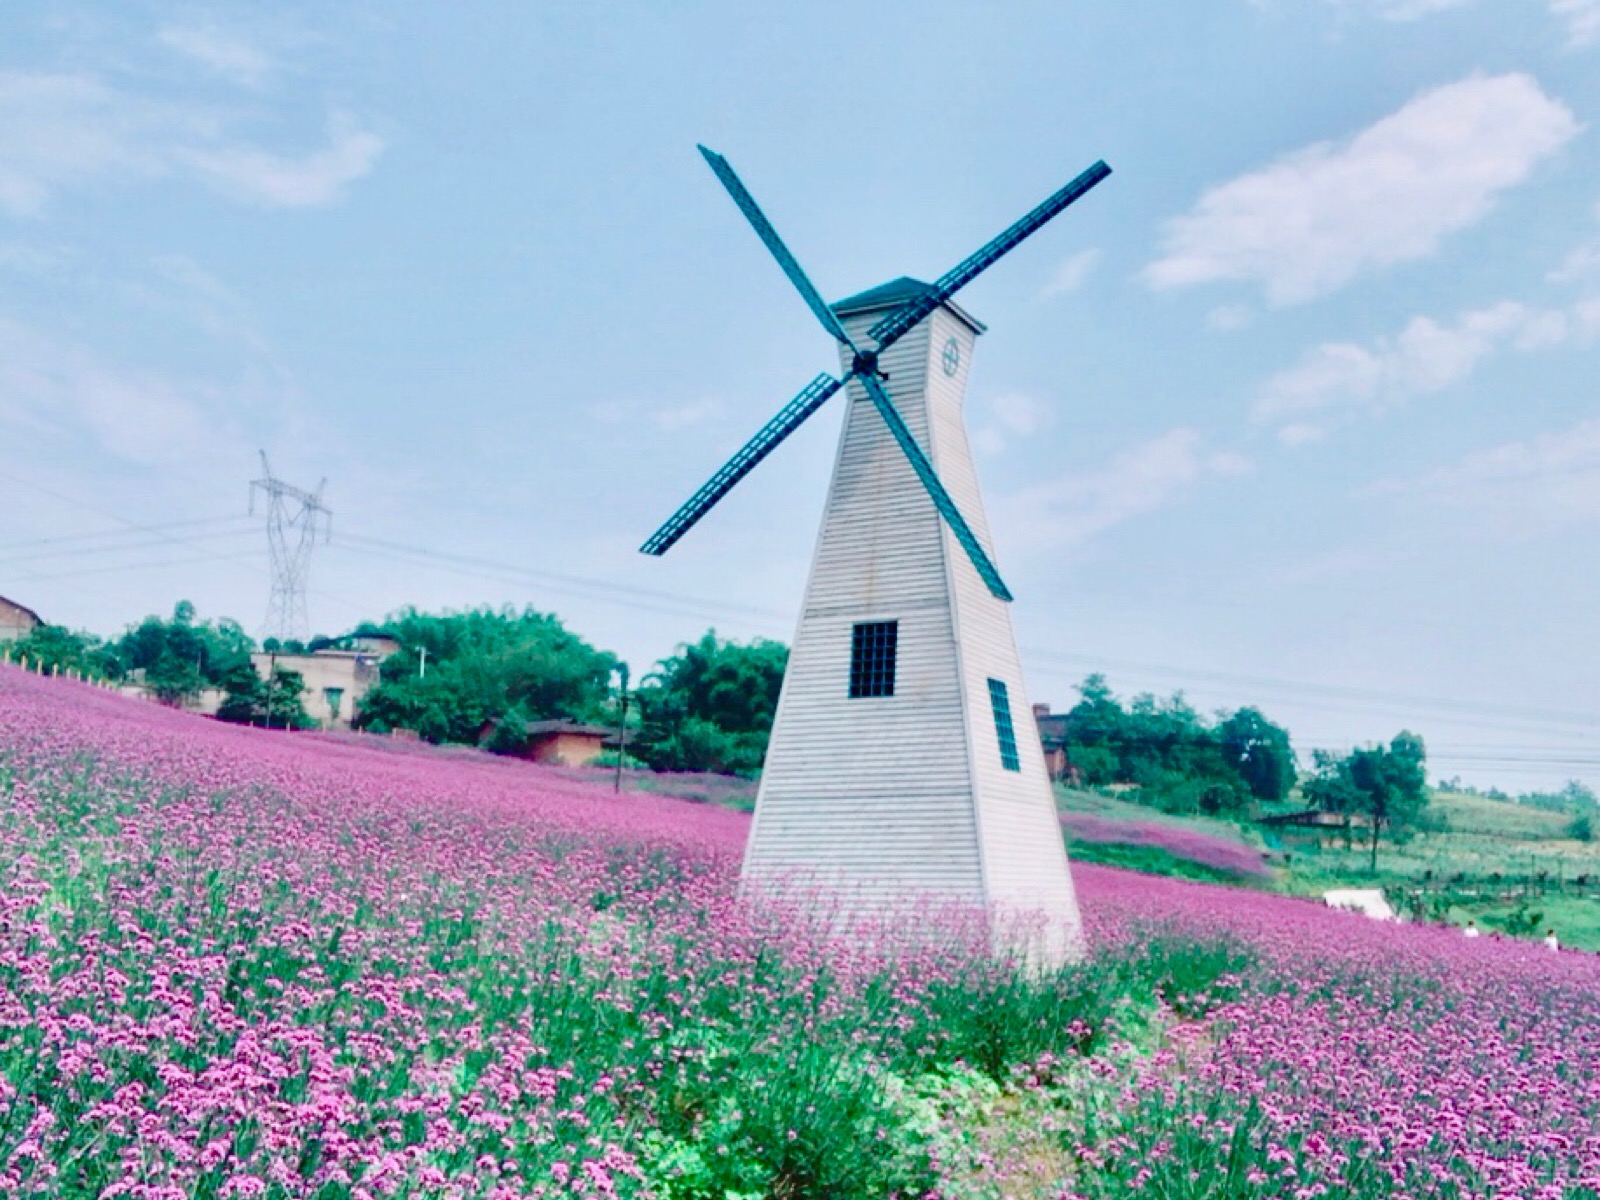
[644,147,1111,963]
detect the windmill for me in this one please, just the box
[644,146,1111,963]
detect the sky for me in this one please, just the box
[1,1,1597,793]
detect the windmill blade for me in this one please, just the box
[698,145,859,351]
[855,373,1013,602]
[866,160,1112,352]
[641,373,845,556]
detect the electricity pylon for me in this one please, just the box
[249,451,330,643]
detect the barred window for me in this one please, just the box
[988,678,1021,771]
[849,621,898,698]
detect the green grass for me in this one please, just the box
[1430,789,1574,838]
[1065,839,1265,887]
[1055,785,1266,844]
[1267,791,1600,951]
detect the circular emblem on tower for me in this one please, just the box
[941,336,961,377]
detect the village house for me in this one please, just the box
[0,595,43,643]
[503,719,616,767]
[251,631,401,730]
[1033,702,1073,782]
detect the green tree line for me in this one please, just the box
[1054,673,1297,813]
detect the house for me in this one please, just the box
[251,644,392,730]
[512,719,616,767]
[1033,703,1074,782]
[1257,808,1371,848]
[0,595,43,643]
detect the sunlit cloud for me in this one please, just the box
[0,70,383,216]
[1370,417,1600,533]
[1256,299,1583,442]
[1145,74,1579,304]
[1550,0,1600,47]
[1040,249,1101,299]
[158,26,273,87]
[992,429,1252,551]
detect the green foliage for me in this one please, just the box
[1059,675,1295,814]
[1066,839,1263,886]
[113,601,255,703]
[1217,707,1297,801]
[1303,732,1430,873]
[215,665,316,729]
[1567,813,1594,843]
[1522,780,1600,816]
[632,632,787,776]
[353,606,615,746]
[1500,901,1547,938]
[5,624,117,679]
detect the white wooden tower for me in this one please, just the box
[642,147,1111,965]
[744,280,1082,962]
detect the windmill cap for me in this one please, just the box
[831,276,986,335]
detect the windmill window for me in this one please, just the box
[849,621,898,698]
[988,678,1021,771]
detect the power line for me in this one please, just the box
[0,514,254,555]
[1022,651,1599,734]
[337,531,793,626]
[0,527,258,569]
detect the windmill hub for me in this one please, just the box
[850,348,884,379]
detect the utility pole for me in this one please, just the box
[265,649,277,730]
[250,451,331,644]
[614,662,630,794]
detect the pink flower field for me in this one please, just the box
[2,664,1598,1199]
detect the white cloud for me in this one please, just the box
[158,26,272,87]
[1551,0,1600,46]
[1551,201,1600,282]
[0,70,383,216]
[185,114,385,209]
[0,318,244,466]
[1323,1,1596,49]
[1373,418,1600,532]
[1144,74,1580,304]
[992,429,1251,550]
[1041,249,1100,298]
[1256,300,1582,441]
[973,391,1052,455]
[1348,0,1474,18]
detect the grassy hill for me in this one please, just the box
[1058,783,1600,951]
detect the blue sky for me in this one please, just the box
[2,1,1597,792]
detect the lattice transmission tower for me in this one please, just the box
[249,451,330,643]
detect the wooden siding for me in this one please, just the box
[743,300,1083,961]
[925,307,1085,962]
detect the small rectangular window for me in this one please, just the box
[988,678,1021,771]
[849,621,898,698]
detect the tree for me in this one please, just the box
[353,606,615,746]
[215,664,314,729]
[1520,780,1599,815]
[1216,707,1297,803]
[1304,732,1429,873]
[633,632,788,775]
[5,625,117,679]
[114,602,255,704]
[1056,675,1292,815]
